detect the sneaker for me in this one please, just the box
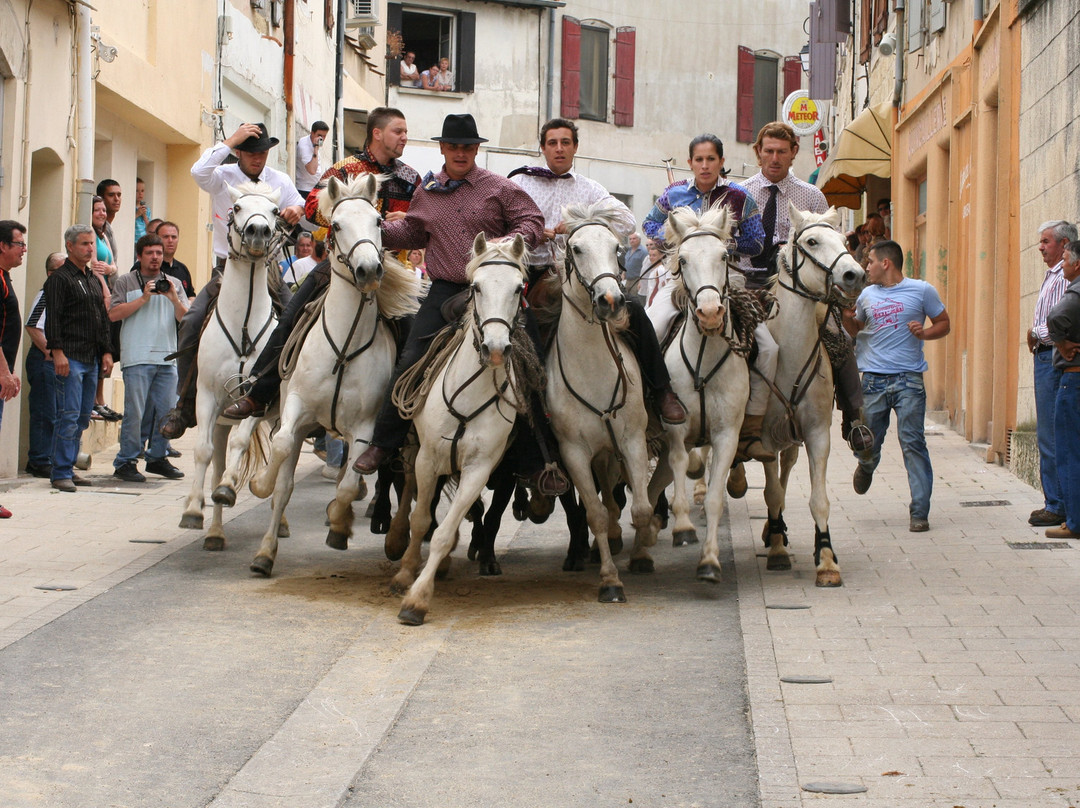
[909,518,930,532]
[1045,523,1080,539]
[145,458,184,479]
[0,505,11,518]
[113,462,147,483]
[1028,508,1065,527]
[853,465,873,495]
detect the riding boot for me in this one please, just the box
[841,407,875,457]
[160,397,196,440]
[736,413,776,463]
[657,384,687,424]
[834,353,874,455]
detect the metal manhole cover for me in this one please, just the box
[960,500,1011,507]
[802,782,868,794]
[1007,541,1072,550]
[34,585,78,591]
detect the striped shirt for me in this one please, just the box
[739,171,828,283]
[304,149,419,226]
[642,179,764,260]
[1032,261,1067,346]
[381,165,544,284]
[44,259,113,364]
[24,289,47,330]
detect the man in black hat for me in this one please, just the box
[351,114,566,495]
[160,123,304,439]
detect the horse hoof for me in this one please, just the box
[389,579,408,596]
[697,563,722,583]
[512,501,528,521]
[250,556,273,577]
[816,570,843,588]
[326,529,349,551]
[467,543,478,561]
[277,522,290,539]
[727,465,748,499]
[766,554,792,571]
[563,555,586,572]
[609,536,624,556]
[179,513,203,530]
[398,606,426,626]
[203,536,225,552]
[211,485,236,507]
[672,529,699,547]
[479,560,502,576]
[370,515,390,535]
[598,584,626,603]
[628,557,654,574]
[384,533,408,562]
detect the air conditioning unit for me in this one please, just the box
[354,25,377,50]
[345,0,379,28]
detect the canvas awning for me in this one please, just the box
[816,102,893,209]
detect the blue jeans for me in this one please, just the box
[1033,349,1063,515]
[52,357,99,481]
[115,363,177,467]
[25,347,57,466]
[1054,372,1079,531]
[856,371,933,521]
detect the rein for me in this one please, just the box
[326,195,383,287]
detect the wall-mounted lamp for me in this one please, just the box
[799,43,811,75]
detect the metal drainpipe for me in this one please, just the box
[283,0,295,168]
[974,0,984,34]
[75,3,95,224]
[545,7,555,122]
[893,0,905,109]
[333,0,345,163]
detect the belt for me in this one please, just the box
[1034,344,1052,354]
[1064,366,1080,373]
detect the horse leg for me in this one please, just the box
[212,415,261,507]
[512,482,530,521]
[384,469,414,562]
[179,393,219,530]
[629,443,674,573]
[399,465,490,626]
[249,444,302,577]
[804,430,840,587]
[250,396,308,499]
[369,463,394,533]
[762,446,799,571]
[561,490,590,571]
[697,429,740,583]
[726,462,748,499]
[690,446,710,504]
[325,431,368,550]
[391,465,433,594]
[474,476,512,575]
[563,446,624,603]
[204,424,231,551]
[668,433,699,548]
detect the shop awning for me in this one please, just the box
[816,102,893,209]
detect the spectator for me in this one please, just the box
[877,197,892,237]
[95,179,122,274]
[281,232,314,280]
[134,177,152,245]
[1026,220,1078,527]
[406,248,426,280]
[156,221,196,301]
[146,218,164,234]
[0,220,25,518]
[24,252,65,479]
[45,224,115,492]
[1044,239,1080,539]
[284,239,323,290]
[295,120,329,199]
[844,239,951,532]
[90,195,122,422]
[420,62,441,91]
[435,57,454,91]
[109,234,188,483]
[641,237,669,307]
[623,233,647,301]
[399,51,420,87]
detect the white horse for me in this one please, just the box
[547,202,653,604]
[179,182,282,549]
[635,205,750,581]
[391,233,531,626]
[751,204,867,586]
[247,174,423,576]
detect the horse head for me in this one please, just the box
[467,232,527,368]
[319,173,385,293]
[226,182,283,260]
[668,204,733,335]
[562,202,626,322]
[784,204,867,302]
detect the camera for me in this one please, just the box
[152,278,172,293]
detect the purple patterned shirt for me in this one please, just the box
[382,164,544,284]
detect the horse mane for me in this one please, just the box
[562,201,626,234]
[232,180,277,198]
[376,252,425,318]
[667,202,734,248]
[465,238,529,283]
[316,172,387,221]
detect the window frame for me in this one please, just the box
[578,23,610,123]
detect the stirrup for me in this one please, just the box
[223,374,254,405]
[846,421,874,454]
[530,463,570,498]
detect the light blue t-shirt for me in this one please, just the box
[110,270,184,367]
[854,277,945,374]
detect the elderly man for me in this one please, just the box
[351,113,564,494]
[1026,220,1079,527]
[1045,239,1080,539]
[45,225,115,492]
[159,123,304,439]
[510,117,685,424]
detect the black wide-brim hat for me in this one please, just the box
[431,113,488,144]
[235,122,280,153]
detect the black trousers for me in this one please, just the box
[248,270,327,404]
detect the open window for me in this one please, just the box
[561,16,635,126]
[387,3,475,92]
[736,48,802,142]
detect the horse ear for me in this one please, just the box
[326,175,346,204]
[361,173,378,201]
[268,187,282,207]
[227,183,243,204]
[666,208,687,241]
[822,206,842,228]
[788,201,805,231]
[473,231,488,256]
[510,233,526,261]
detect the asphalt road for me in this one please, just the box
[0,470,758,808]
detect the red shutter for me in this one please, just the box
[561,16,581,119]
[613,27,636,127]
[783,56,802,99]
[736,46,756,143]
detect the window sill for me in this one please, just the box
[395,87,470,99]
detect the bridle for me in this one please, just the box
[561,221,625,324]
[673,229,731,333]
[226,195,286,259]
[326,195,383,287]
[777,222,851,304]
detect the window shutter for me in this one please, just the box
[456,11,476,93]
[561,16,581,119]
[860,0,873,63]
[874,0,890,38]
[908,0,925,50]
[736,46,755,143]
[929,0,946,33]
[387,3,402,86]
[783,56,802,98]
[613,27,635,127]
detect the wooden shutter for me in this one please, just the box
[613,27,635,127]
[874,0,891,39]
[456,11,475,93]
[736,46,755,143]
[860,0,873,63]
[387,3,402,86]
[783,56,802,98]
[561,16,581,119]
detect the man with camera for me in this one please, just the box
[295,120,329,200]
[109,233,189,482]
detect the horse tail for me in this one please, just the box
[233,420,273,489]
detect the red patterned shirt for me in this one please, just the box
[304,149,420,226]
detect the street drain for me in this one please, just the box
[802,782,868,794]
[34,585,78,591]
[781,675,833,684]
[1007,541,1072,550]
[960,500,1011,507]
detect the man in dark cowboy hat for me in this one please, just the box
[160,122,305,439]
[351,114,568,495]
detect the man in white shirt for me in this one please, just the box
[161,122,304,439]
[510,117,685,424]
[295,120,329,199]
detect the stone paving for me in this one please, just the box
[1,420,1078,807]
